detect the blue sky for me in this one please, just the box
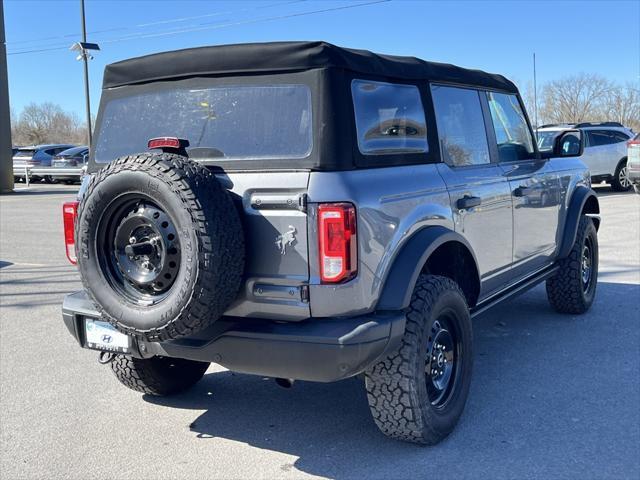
[5,0,640,120]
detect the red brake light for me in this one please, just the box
[318,203,357,283]
[148,137,181,150]
[63,201,79,264]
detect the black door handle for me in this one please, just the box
[457,195,481,210]
[514,186,534,197]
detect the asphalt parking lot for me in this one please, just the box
[1,183,639,480]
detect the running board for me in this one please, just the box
[470,265,559,319]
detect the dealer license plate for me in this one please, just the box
[84,319,131,353]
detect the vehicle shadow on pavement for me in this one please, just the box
[144,281,640,479]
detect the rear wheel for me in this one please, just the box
[611,159,631,191]
[110,355,209,396]
[546,215,598,314]
[365,275,473,445]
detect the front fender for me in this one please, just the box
[376,226,479,311]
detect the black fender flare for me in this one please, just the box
[376,226,480,311]
[557,185,600,259]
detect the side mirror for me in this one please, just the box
[551,129,584,158]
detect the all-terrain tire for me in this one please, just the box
[546,215,598,314]
[76,153,245,342]
[611,159,631,192]
[111,355,209,396]
[365,275,473,445]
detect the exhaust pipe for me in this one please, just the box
[275,377,295,388]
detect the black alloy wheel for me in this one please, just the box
[97,196,181,305]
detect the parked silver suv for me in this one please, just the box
[61,42,600,445]
[537,122,634,191]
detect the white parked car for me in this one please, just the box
[537,122,634,191]
[627,132,640,194]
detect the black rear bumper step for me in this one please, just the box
[62,291,406,383]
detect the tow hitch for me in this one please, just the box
[98,351,116,365]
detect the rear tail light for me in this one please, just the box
[318,203,357,283]
[63,201,79,264]
[627,140,640,147]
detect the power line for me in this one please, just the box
[6,0,306,47]
[7,0,390,56]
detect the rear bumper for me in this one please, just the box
[62,291,406,382]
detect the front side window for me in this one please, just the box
[486,92,535,162]
[431,85,490,167]
[351,79,428,155]
[94,84,312,163]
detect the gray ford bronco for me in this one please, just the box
[62,41,600,445]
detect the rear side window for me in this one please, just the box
[431,85,490,167]
[95,84,313,163]
[351,80,428,155]
[587,130,617,147]
[486,92,535,162]
[611,131,630,143]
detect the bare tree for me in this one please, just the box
[540,73,613,124]
[600,83,640,132]
[12,102,87,146]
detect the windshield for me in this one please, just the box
[94,84,312,163]
[536,131,559,151]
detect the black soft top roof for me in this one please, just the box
[102,41,518,93]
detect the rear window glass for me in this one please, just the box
[14,149,35,158]
[351,79,428,155]
[94,84,312,163]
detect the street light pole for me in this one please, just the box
[0,0,14,193]
[80,0,92,147]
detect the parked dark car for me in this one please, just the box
[52,146,89,184]
[13,144,76,183]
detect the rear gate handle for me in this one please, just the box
[457,195,481,210]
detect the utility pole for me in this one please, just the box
[0,0,14,193]
[533,52,539,132]
[80,0,92,147]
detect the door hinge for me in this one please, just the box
[300,285,310,303]
[298,193,308,212]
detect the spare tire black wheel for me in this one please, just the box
[76,153,245,342]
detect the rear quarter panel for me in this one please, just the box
[307,164,453,317]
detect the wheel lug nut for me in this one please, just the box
[129,237,136,244]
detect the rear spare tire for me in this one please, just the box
[76,153,244,341]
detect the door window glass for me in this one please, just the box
[587,130,616,147]
[486,92,535,162]
[431,85,490,167]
